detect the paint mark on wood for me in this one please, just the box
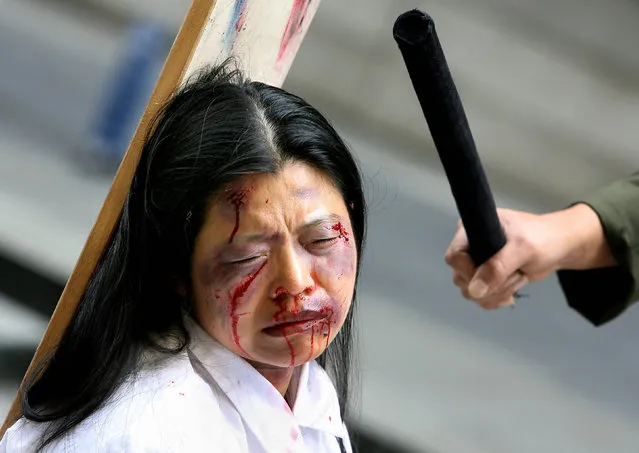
[224,0,249,54]
[277,0,312,62]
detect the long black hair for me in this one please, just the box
[21,61,367,450]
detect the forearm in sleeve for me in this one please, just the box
[557,172,639,326]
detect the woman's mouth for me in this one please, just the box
[263,310,330,337]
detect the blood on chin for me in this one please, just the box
[234,327,333,368]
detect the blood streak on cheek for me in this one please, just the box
[228,260,268,357]
[284,332,295,367]
[306,325,315,362]
[318,307,334,349]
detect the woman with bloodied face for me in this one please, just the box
[0,62,365,453]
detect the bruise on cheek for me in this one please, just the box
[197,257,261,336]
[319,223,356,279]
[197,257,236,288]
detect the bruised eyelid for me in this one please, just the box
[298,223,341,243]
[218,244,270,262]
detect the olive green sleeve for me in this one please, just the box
[557,172,639,326]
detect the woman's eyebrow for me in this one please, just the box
[224,232,284,245]
[300,213,343,231]
[211,215,344,253]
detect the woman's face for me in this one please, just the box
[191,161,357,368]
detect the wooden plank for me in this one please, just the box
[1,0,320,435]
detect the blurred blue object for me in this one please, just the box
[87,21,168,170]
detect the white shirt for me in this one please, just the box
[1,317,352,452]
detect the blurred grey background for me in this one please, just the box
[2,0,639,452]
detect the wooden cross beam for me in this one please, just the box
[1,0,321,435]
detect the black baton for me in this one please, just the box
[393,9,506,266]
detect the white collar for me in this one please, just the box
[184,316,347,445]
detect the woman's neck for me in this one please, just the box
[249,362,302,408]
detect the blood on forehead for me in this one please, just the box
[216,183,255,211]
[227,190,249,244]
[211,184,255,244]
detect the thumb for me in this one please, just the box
[468,244,523,299]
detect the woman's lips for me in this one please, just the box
[263,310,329,337]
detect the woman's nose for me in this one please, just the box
[272,244,315,297]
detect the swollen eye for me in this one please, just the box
[230,254,266,265]
[308,237,339,249]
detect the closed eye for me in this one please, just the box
[307,237,339,251]
[228,254,267,266]
[313,237,338,244]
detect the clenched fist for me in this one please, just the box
[444,204,616,309]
